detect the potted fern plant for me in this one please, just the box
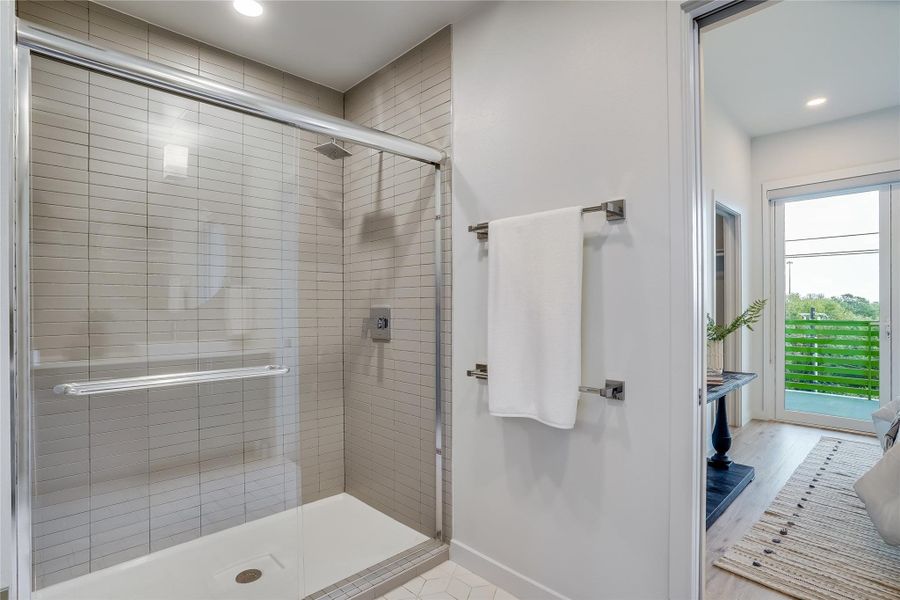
[707,299,766,375]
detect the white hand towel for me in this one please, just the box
[487,206,583,429]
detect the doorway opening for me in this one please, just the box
[774,186,898,432]
[695,0,900,598]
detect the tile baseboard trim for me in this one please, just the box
[449,540,570,600]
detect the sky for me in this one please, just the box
[784,191,880,302]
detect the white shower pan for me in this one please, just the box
[33,494,429,600]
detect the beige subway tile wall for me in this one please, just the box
[343,27,453,539]
[20,0,345,587]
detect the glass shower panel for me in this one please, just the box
[27,54,302,597]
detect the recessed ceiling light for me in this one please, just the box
[806,97,827,108]
[233,0,263,17]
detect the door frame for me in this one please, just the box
[0,0,14,594]
[772,183,892,432]
[678,2,779,598]
[761,163,900,426]
[715,200,744,426]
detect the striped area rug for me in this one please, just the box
[715,437,900,600]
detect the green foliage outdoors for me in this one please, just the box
[707,299,767,342]
[785,293,879,321]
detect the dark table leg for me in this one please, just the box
[705,379,756,527]
[709,396,732,468]
[706,463,754,528]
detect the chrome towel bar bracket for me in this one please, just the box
[468,199,626,240]
[466,363,488,380]
[578,381,625,401]
[53,365,290,396]
[466,364,624,401]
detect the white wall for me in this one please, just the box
[704,97,753,219]
[451,3,696,599]
[752,106,900,420]
[752,107,900,186]
[701,96,758,427]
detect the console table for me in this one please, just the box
[706,371,757,528]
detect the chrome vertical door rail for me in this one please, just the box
[12,46,32,600]
[433,164,443,539]
[0,1,17,595]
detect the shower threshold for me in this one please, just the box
[33,493,429,600]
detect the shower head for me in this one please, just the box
[313,138,352,160]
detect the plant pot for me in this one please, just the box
[707,339,724,375]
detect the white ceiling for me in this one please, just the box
[98,1,480,92]
[702,0,900,138]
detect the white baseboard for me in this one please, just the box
[449,540,570,600]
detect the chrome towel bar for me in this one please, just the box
[53,365,290,396]
[466,363,624,401]
[467,199,626,240]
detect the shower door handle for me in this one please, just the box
[53,365,290,396]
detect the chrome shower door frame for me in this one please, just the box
[433,164,443,540]
[11,45,33,600]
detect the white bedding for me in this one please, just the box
[854,443,900,546]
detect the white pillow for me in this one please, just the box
[854,443,900,546]
[872,399,900,446]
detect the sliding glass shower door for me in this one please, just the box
[16,18,449,595]
[24,53,303,597]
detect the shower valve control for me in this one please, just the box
[370,306,391,342]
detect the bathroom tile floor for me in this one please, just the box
[377,561,519,600]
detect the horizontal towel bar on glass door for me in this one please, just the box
[466,363,624,401]
[467,199,626,240]
[53,365,290,396]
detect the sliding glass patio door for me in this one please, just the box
[774,183,900,432]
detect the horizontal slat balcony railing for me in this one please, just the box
[785,319,879,400]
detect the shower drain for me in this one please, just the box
[235,569,263,584]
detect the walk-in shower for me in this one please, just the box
[10,14,448,600]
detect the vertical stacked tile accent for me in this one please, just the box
[20,0,346,587]
[146,82,200,556]
[240,110,288,524]
[195,100,247,538]
[296,127,347,502]
[343,28,453,538]
[86,70,151,574]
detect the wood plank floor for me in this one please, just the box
[704,420,876,600]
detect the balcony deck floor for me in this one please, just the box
[785,390,878,421]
